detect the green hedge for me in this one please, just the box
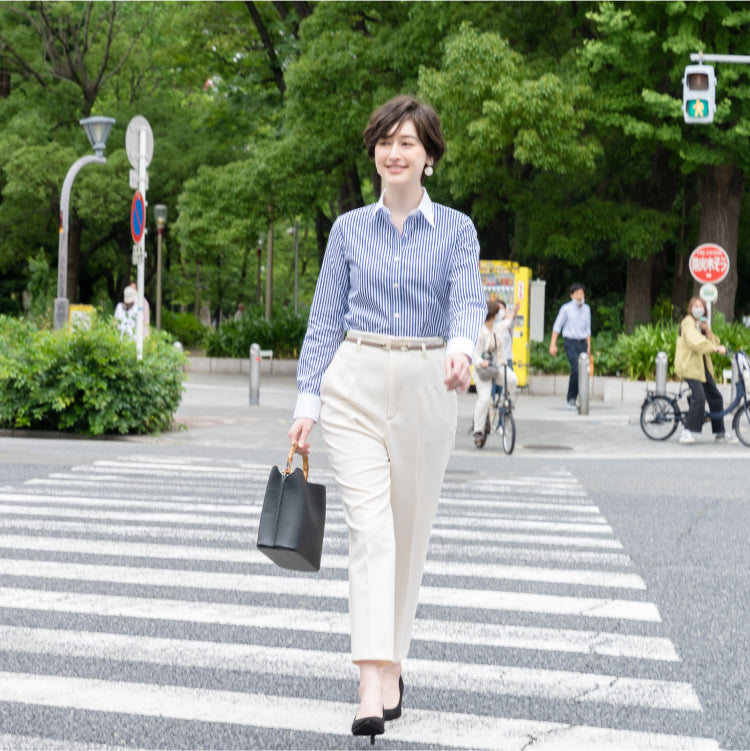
[531,315,750,380]
[203,308,308,359]
[161,310,207,348]
[0,315,187,435]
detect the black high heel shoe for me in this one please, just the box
[383,676,404,722]
[351,714,385,745]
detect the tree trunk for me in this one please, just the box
[623,255,653,333]
[696,164,745,322]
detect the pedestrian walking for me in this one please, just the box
[549,282,591,409]
[287,95,485,743]
[674,296,733,444]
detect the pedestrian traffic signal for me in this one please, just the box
[683,64,716,124]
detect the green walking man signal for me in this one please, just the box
[683,64,716,124]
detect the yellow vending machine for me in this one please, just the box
[478,260,532,386]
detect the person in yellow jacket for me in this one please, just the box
[674,296,733,444]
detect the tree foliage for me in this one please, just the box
[1,0,750,332]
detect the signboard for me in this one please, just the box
[69,304,95,330]
[689,243,730,284]
[125,115,154,169]
[131,191,145,244]
[699,283,718,303]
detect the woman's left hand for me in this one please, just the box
[444,353,472,392]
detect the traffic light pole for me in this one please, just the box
[691,53,750,64]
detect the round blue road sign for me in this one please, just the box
[131,191,145,243]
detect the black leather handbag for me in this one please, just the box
[256,442,326,572]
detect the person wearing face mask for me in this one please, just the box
[549,282,591,410]
[674,296,733,444]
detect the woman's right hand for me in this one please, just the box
[289,417,315,456]
[715,344,726,355]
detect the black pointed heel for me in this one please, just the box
[383,676,404,722]
[352,714,385,744]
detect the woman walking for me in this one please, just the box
[288,95,485,742]
[674,296,732,444]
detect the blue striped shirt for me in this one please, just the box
[294,190,485,421]
[552,299,591,340]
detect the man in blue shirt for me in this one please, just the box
[549,282,591,410]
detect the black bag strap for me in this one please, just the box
[285,441,309,480]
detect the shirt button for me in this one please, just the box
[394,283,399,289]
[394,313,400,319]
[394,257,400,262]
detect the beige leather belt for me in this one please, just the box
[345,331,445,352]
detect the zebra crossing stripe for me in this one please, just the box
[0,672,719,750]
[0,558,660,621]
[0,625,699,710]
[0,587,678,661]
[0,534,645,589]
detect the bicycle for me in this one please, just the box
[639,347,750,445]
[475,361,516,454]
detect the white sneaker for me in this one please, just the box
[566,400,577,411]
[714,432,736,443]
[679,429,695,444]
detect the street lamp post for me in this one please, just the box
[286,221,299,316]
[54,116,115,330]
[154,204,168,330]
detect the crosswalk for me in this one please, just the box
[0,455,720,750]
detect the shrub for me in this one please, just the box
[203,308,308,358]
[161,310,207,348]
[0,314,186,435]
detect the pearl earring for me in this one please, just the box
[424,164,433,177]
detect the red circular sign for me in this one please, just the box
[688,243,730,284]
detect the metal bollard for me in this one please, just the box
[577,352,590,415]
[731,356,739,404]
[249,342,260,405]
[655,351,668,396]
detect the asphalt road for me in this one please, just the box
[0,372,746,750]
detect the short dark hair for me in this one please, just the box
[569,282,585,295]
[363,95,446,165]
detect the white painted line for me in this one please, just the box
[430,528,623,549]
[0,506,622,549]
[0,535,645,590]
[0,587,676,661]
[438,497,602,514]
[0,518,249,542]
[0,672,719,750]
[0,493,257,516]
[0,503,252,528]
[0,625,696,710]
[0,559,660,621]
[437,517,614,534]
[426,543,633,567]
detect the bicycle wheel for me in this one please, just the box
[732,406,750,446]
[501,410,516,454]
[640,395,680,440]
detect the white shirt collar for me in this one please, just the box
[372,188,435,227]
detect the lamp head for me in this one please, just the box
[79,116,116,157]
[154,204,168,229]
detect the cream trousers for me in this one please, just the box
[472,366,518,433]
[319,332,457,663]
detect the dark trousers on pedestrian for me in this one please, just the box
[685,367,725,434]
[563,338,588,403]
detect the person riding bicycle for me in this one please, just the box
[473,300,518,447]
[674,296,733,444]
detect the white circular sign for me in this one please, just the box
[699,283,718,303]
[125,116,154,169]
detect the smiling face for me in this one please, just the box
[374,119,430,193]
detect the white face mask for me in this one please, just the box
[691,306,705,319]
[576,297,584,307]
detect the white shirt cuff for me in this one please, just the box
[293,392,321,422]
[446,337,476,363]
